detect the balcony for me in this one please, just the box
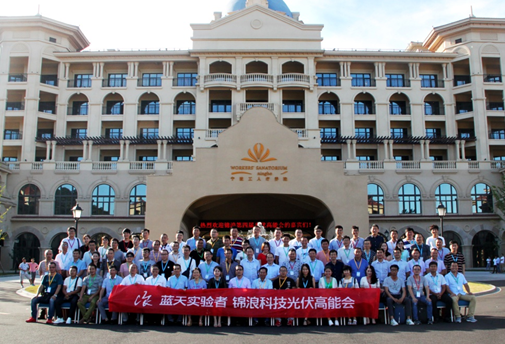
[240,74,274,88]
[389,106,411,115]
[425,105,445,116]
[291,129,308,138]
[3,130,22,140]
[5,101,25,111]
[433,161,457,169]
[455,102,473,114]
[55,162,80,171]
[489,130,505,140]
[137,78,162,87]
[102,106,124,115]
[203,74,237,88]
[206,129,225,138]
[130,161,155,170]
[358,161,384,170]
[92,162,117,171]
[484,75,502,83]
[421,80,445,88]
[8,74,27,82]
[40,75,58,86]
[173,77,198,87]
[487,102,504,111]
[453,75,471,87]
[67,106,88,116]
[396,161,421,170]
[386,79,411,88]
[102,79,126,87]
[277,74,310,88]
[238,102,274,113]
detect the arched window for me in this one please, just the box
[367,184,384,215]
[471,183,493,213]
[398,183,422,214]
[50,232,67,256]
[435,183,458,214]
[13,233,40,268]
[54,184,78,215]
[18,184,40,214]
[130,184,146,215]
[92,184,115,215]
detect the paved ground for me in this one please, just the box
[1,272,504,344]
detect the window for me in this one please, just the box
[8,74,27,82]
[4,129,21,140]
[3,157,17,162]
[320,128,338,137]
[105,128,122,138]
[490,129,505,139]
[394,156,409,161]
[354,101,373,114]
[37,129,53,139]
[140,101,160,114]
[488,102,504,111]
[108,74,127,87]
[177,73,197,86]
[319,101,339,114]
[368,184,384,215]
[456,102,473,113]
[386,74,405,87]
[455,38,462,44]
[454,75,471,86]
[176,156,193,161]
[103,156,119,162]
[177,100,195,114]
[357,156,374,161]
[282,100,304,112]
[141,128,159,138]
[18,184,40,215]
[106,101,124,115]
[141,73,162,87]
[425,102,441,115]
[390,101,407,115]
[316,73,338,86]
[426,128,441,138]
[435,183,458,214]
[398,183,422,214]
[40,75,58,86]
[471,183,492,213]
[355,128,373,138]
[54,184,77,215]
[75,74,92,87]
[130,184,147,215]
[211,100,232,113]
[38,102,56,114]
[70,129,87,138]
[140,156,157,161]
[430,156,443,161]
[176,128,194,138]
[391,128,408,138]
[71,101,88,115]
[420,74,438,88]
[458,129,474,138]
[321,156,339,161]
[6,102,24,110]
[484,75,502,83]
[92,184,115,215]
[351,73,372,87]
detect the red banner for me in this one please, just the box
[109,286,379,318]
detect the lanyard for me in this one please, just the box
[259,279,268,289]
[88,275,96,289]
[310,261,316,272]
[68,277,77,291]
[253,237,261,247]
[214,279,221,289]
[303,279,309,288]
[352,238,360,248]
[129,275,137,285]
[153,251,160,261]
[133,248,140,257]
[283,247,289,257]
[205,263,212,274]
[109,277,116,290]
[451,273,459,285]
[336,239,343,249]
[344,249,351,259]
[237,277,244,288]
[142,241,149,248]
[274,239,282,247]
[451,254,458,262]
[183,258,190,271]
[225,261,231,274]
[354,259,362,271]
[438,250,444,260]
[278,277,287,289]
[314,238,321,250]
[323,250,329,261]
[343,278,353,288]
[364,250,371,261]
[301,248,308,258]
[430,274,438,286]
[68,238,77,250]
[413,275,422,291]
[161,260,170,272]
[151,276,159,285]
[415,244,423,256]
[289,261,296,270]
[325,278,332,289]
[142,262,150,272]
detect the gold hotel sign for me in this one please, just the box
[230,143,288,182]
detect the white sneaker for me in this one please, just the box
[66,318,72,325]
[328,319,334,326]
[334,319,339,326]
[390,319,399,326]
[53,318,64,324]
[406,319,415,326]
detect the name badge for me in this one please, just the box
[416,291,421,298]
[256,248,259,254]
[226,275,230,281]
[290,271,294,276]
[143,273,147,278]
[356,272,361,277]
[205,274,209,280]
[47,287,52,293]
[87,289,92,295]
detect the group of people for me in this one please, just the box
[486,255,504,273]
[25,223,478,327]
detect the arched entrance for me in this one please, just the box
[472,231,497,267]
[50,232,67,255]
[182,193,334,237]
[13,233,40,269]
[443,231,463,252]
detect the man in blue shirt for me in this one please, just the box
[348,248,368,285]
[186,226,205,251]
[97,265,123,324]
[167,264,188,324]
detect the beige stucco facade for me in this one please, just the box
[0,2,504,268]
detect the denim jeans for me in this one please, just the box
[411,295,433,321]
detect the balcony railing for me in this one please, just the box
[386,79,411,87]
[173,77,198,87]
[389,106,411,115]
[484,74,502,83]
[32,162,44,170]
[238,103,274,113]
[40,75,58,86]
[240,74,274,84]
[396,161,421,169]
[67,79,92,88]
[433,161,456,169]
[455,103,473,114]
[206,129,225,138]
[4,131,23,140]
[425,106,445,116]
[277,74,310,85]
[204,74,237,84]
[67,106,88,116]
[130,161,155,170]
[291,129,308,138]
[8,73,27,82]
[6,101,25,111]
[491,161,505,169]
[468,161,480,169]
[102,79,126,87]
[489,131,505,139]
[137,78,162,87]
[453,75,471,86]
[486,102,505,111]
[55,162,80,170]
[351,79,377,87]
[7,162,20,170]
[92,162,117,170]
[359,161,384,169]
[102,106,124,115]
[421,80,445,88]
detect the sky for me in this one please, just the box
[2,0,505,51]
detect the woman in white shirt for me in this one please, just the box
[318,266,339,326]
[340,266,358,325]
[98,236,110,260]
[360,266,380,325]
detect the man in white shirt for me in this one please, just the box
[389,248,409,281]
[308,225,325,253]
[58,226,82,253]
[127,236,143,266]
[289,229,304,250]
[240,247,260,281]
[169,242,182,264]
[426,225,445,249]
[350,225,364,250]
[269,228,283,255]
[386,229,400,253]
[372,248,389,284]
[445,262,477,323]
[306,249,325,283]
[18,257,30,288]
[145,265,166,286]
[337,236,354,265]
[198,251,219,282]
[97,265,122,324]
[82,240,98,267]
[275,234,292,266]
[296,237,310,262]
[262,253,280,280]
[329,225,344,251]
[425,261,452,323]
[424,248,446,275]
[177,245,196,279]
[55,238,71,278]
[249,226,266,258]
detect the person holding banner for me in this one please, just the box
[207,266,226,327]
[273,266,296,327]
[252,267,273,326]
[319,266,339,326]
[119,264,144,324]
[167,264,188,324]
[341,265,358,325]
[297,264,315,326]
[360,266,380,325]
[187,267,207,326]
[228,265,251,326]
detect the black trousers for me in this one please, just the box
[54,294,79,320]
